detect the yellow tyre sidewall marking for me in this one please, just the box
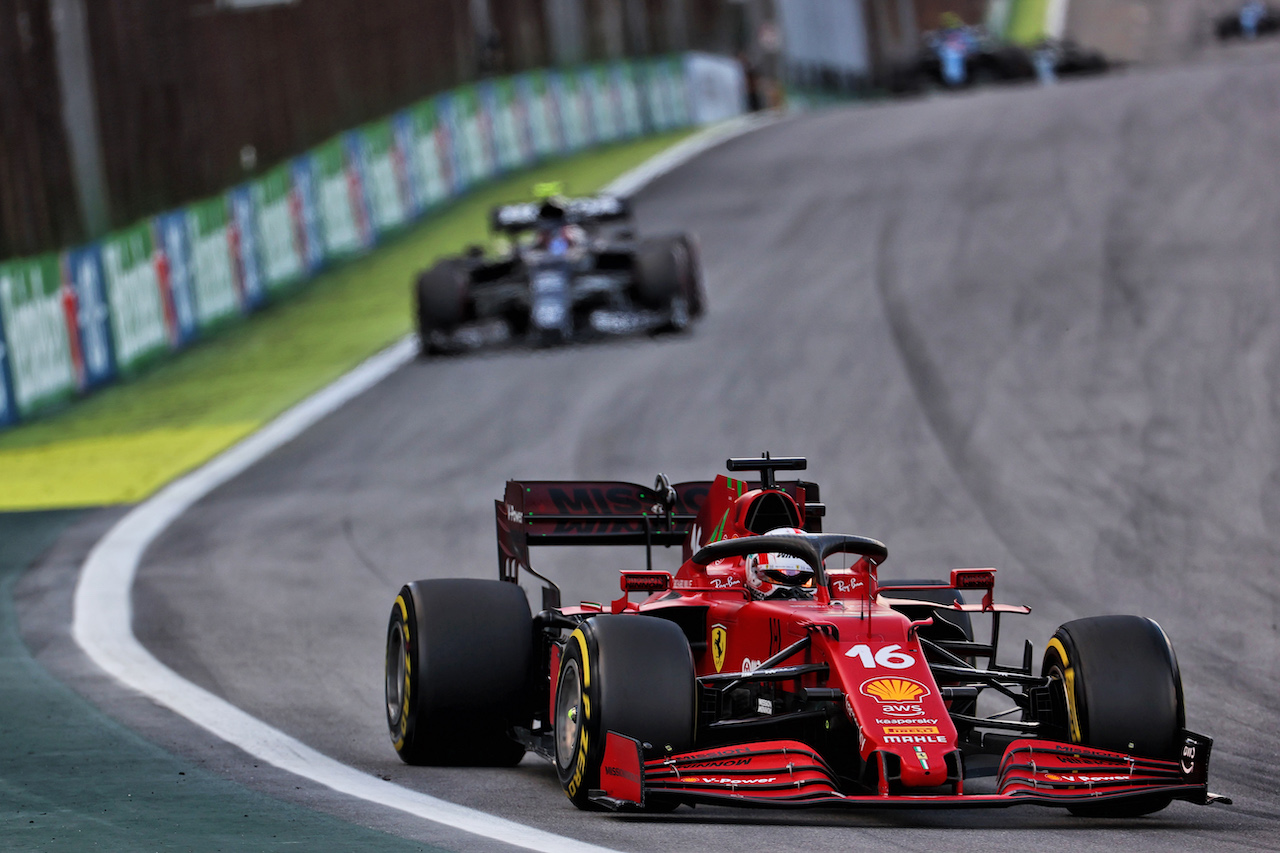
[1047,637,1082,744]
[565,628,592,798]
[392,594,412,750]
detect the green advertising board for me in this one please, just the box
[488,78,526,173]
[451,85,494,189]
[615,62,644,138]
[403,99,450,211]
[357,120,409,237]
[662,56,692,128]
[586,65,620,143]
[101,224,170,374]
[557,72,591,151]
[520,71,562,160]
[251,164,306,293]
[0,254,76,417]
[312,137,364,260]
[186,197,241,329]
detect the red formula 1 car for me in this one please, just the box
[384,455,1230,815]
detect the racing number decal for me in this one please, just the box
[844,643,916,669]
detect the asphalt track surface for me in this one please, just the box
[37,47,1280,852]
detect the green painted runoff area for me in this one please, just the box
[0,131,693,509]
[0,512,442,851]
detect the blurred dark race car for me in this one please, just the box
[414,186,704,355]
[890,19,1106,92]
[383,454,1230,815]
[1216,2,1280,40]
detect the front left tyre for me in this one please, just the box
[554,615,695,809]
[386,579,532,765]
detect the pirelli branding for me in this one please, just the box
[882,725,940,735]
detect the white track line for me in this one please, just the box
[71,113,779,853]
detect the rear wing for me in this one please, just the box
[489,195,631,233]
[496,474,822,609]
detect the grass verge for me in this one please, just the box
[0,131,694,509]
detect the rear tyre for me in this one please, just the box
[414,261,471,356]
[386,579,532,766]
[554,615,695,810]
[1042,615,1184,817]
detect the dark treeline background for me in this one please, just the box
[0,0,735,261]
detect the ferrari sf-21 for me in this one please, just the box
[385,455,1229,814]
[413,187,703,355]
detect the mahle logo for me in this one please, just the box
[861,677,929,703]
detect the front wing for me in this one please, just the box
[589,732,1230,811]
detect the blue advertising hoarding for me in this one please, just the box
[0,307,15,427]
[289,155,326,274]
[227,186,266,309]
[153,211,199,346]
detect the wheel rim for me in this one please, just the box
[1047,661,1081,744]
[386,624,407,726]
[555,659,583,769]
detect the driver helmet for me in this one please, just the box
[746,528,816,600]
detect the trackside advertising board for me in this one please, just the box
[101,224,172,375]
[443,85,496,192]
[153,210,199,347]
[0,310,14,426]
[553,71,592,152]
[614,62,645,138]
[481,78,530,175]
[311,137,373,261]
[0,255,76,417]
[356,121,411,239]
[0,54,738,433]
[253,163,308,293]
[61,244,115,390]
[185,197,243,330]
[395,103,450,217]
[584,65,621,144]
[516,71,564,160]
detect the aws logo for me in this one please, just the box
[861,677,930,703]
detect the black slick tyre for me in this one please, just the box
[1042,615,1185,817]
[674,233,706,318]
[554,615,695,810]
[414,260,470,356]
[385,579,532,766]
[634,236,683,308]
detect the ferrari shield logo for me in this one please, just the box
[711,624,728,672]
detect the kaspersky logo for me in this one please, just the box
[861,677,930,716]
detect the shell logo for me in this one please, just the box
[861,677,930,703]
